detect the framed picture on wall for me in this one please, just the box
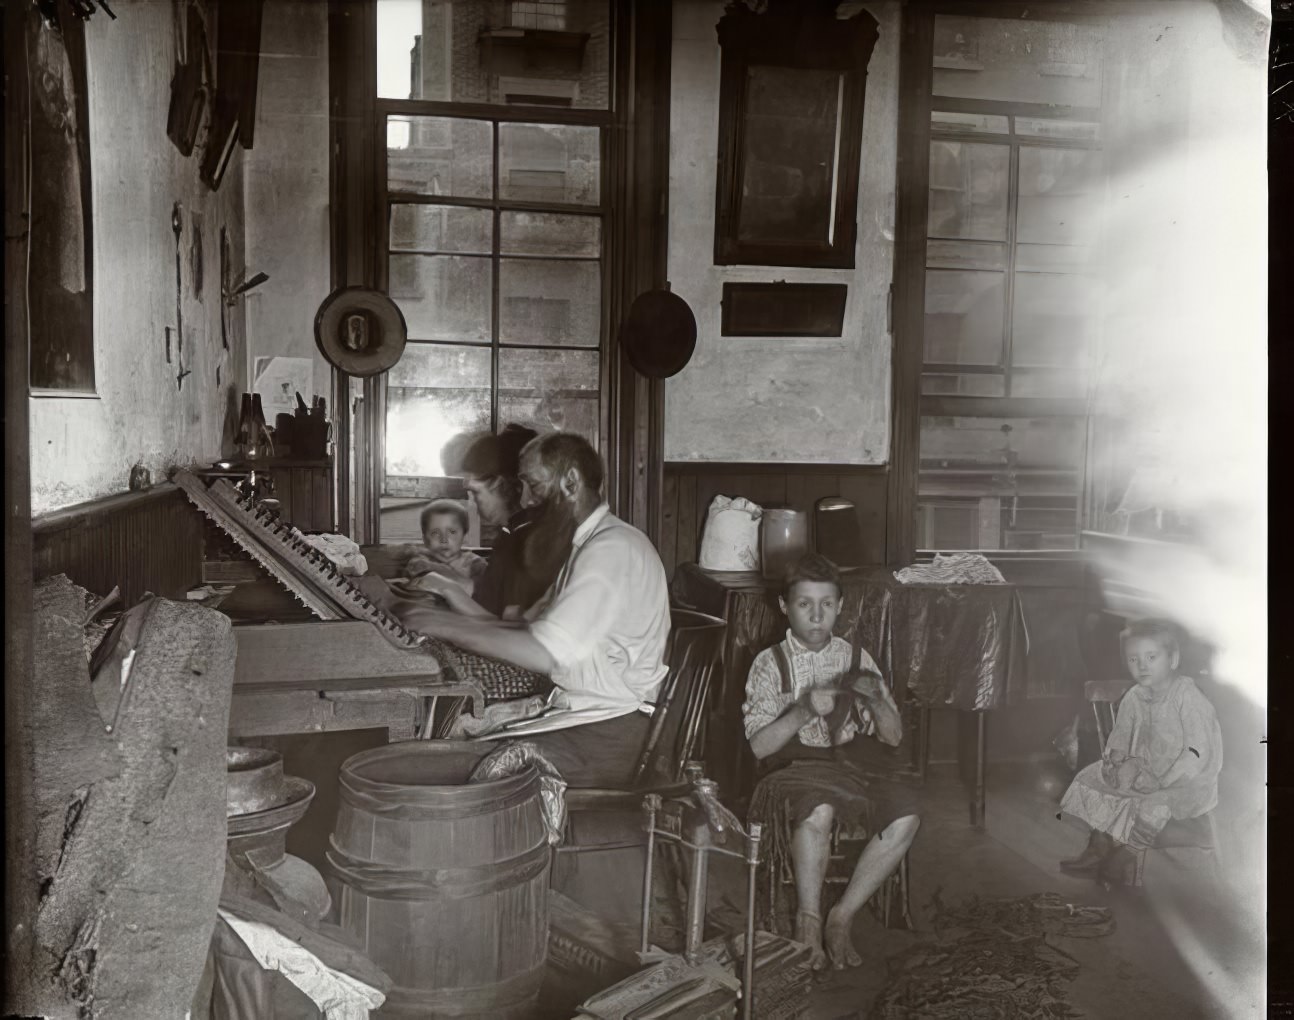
[714,0,879,269]
[28,2,97,397]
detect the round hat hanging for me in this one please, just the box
[621,288,697,379]
[314,286,408,377]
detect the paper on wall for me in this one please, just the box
[253,356,315,420]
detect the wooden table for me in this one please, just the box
[670,564,1029,827]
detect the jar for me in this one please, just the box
[760,508,809,581]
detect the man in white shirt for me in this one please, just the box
[400,432,671,786]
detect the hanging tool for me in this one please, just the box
[173,203,191,389]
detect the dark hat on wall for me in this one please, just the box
[621,288,697,380]
[314,286,408,377]
[459,423,538,479]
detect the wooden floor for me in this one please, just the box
[582,762,1266,1020]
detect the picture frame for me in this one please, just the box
[713,0,879,270]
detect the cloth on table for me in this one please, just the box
[1059,675,1221,847]
[894,552,1005,585]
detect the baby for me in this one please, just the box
[404,499,487,596]
[1058,618,1222,886]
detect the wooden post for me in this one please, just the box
[4,1,38,1010]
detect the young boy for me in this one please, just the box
[743,553,921,971]
[404,499,487,596]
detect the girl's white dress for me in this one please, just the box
[1060,675,1222,845]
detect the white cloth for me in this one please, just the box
[1060,675,1222,844]
[218,910,386,1020]
[742,631,894,747]
[297,530,368,577]
[698,495,762,571]
[492,504,670,737]
[894,552,1005,585]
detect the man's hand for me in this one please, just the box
[394,603,460,638]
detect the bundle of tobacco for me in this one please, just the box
[865,891,1114,1020]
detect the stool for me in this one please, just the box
[1131,812,1221,887]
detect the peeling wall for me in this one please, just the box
[664,0,900,464]
[29,2,248,516]
[243,0,332,405]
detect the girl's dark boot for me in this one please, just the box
[1059,829,1113,875]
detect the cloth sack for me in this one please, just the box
[698,496,762,571]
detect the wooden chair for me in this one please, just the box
[557,608,729,825]
[1085,679,1221,886]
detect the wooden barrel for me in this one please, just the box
[327,742,550,1018]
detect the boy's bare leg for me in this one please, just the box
[790,805,833,970]
[824,814,921,969]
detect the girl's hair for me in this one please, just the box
[420,498,470,535]
[1120,618,1181,658]
[459,424,535,511]
[782,552,842,598]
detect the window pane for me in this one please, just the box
[932,15,1103,107]
[930,111,1009,135]
[501,211,601,257]
[389,254,491,342]
[386,344,491,478]
[1010,271,1097,385]
[499,258,600,347]
[1014,243,1092,273]
[921,372,1006,397]
[390,205,492,254]
[927,142,1009,241]
[377,0,611,109]
[387,116,492,198]
[1014,117,1101,142]
[918,415,1084,550]
[926,239,1007,272]
[498,348,600,442]
[924,270,1005,366]
[1017,147,1104,246]
[1011,369,1087,399]
[499,123,601,205]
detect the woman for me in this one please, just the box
[409,423,558,620]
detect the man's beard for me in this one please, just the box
[522,493,580,586]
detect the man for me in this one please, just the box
[399,432,671,787]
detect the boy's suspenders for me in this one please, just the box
[770,635,862,694]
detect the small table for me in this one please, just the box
[670,563,1029,827]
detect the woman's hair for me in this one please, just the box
[420,498,470,535]
[782,552,842,598]
[459,424,536,509]
[1120,618,1181,658]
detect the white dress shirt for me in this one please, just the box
[484,503,671,737]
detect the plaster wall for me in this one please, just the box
[30,2,248,515]
[664,0,900,464]
[243,0,333,406]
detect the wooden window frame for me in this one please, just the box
[889,1,1106,564]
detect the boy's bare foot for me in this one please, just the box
[824,907,863,969]
[794,909,827,971]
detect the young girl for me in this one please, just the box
[743,553,920,971]
[1059,618,1223,886]
[404,499,487,595]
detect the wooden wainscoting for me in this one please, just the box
[659,462,890,579]
[33,483,204,607]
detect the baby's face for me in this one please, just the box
[422,514,465,563]
[779,580,841,652]
[1124,635,1177,688]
